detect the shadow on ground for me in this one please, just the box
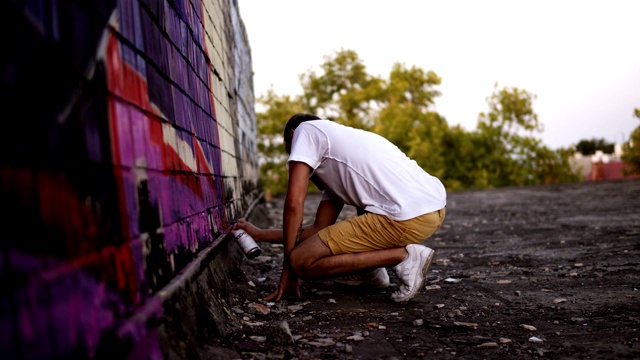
[206,179,640,360]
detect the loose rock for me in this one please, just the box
[477,342,499,348]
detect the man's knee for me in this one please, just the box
[289,236,332,279]
[289,249,312,279]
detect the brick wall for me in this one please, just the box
[0,0,259,358]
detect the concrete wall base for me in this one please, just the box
[100,196,274,359]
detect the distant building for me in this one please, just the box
[570,144,638,181]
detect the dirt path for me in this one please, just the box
[226,179,640,359]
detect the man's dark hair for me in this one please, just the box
[283,113,321,144]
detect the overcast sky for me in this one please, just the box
[238,0,640,150]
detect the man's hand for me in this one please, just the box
[263,266,301,301]
[234,218,261,239]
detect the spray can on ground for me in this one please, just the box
[231,229,262,259]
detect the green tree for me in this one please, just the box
[254,51,579,196]
[372,64,442,150]
[255,89,304,198]
[473,83,540,186]
[299,49,384,130]
[575,138,615,155]
[439,125,489,190]
[371,63,446,178]
[621,108,640,176]
[473,83,578,187]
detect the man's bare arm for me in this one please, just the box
[283,162,312,263]
[261,161,311,301]
[237,189,343,244]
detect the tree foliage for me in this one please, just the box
[463,84,580,187]
[254,49,581,196]
[575,138,615,155]
[255,89,304,197]
[299,49,384,130]
[621,108,640,176]
[372,63,446,178]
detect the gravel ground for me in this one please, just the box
[218,179,640,359]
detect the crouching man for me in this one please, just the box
[236,113,447,302]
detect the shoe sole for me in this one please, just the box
[393,247,435,302]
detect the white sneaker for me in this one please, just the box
[391,244,435,302]
[334,267,390,288]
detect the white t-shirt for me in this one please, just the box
[288,120,446,220]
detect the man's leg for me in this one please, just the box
[289,234,406,279]
[290,235,435,302]
[290,211,443,302]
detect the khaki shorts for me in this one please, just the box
[317,208,446,255]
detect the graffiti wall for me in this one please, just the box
[0,0,259,358]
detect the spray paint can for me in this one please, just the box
[231,229,262,259]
